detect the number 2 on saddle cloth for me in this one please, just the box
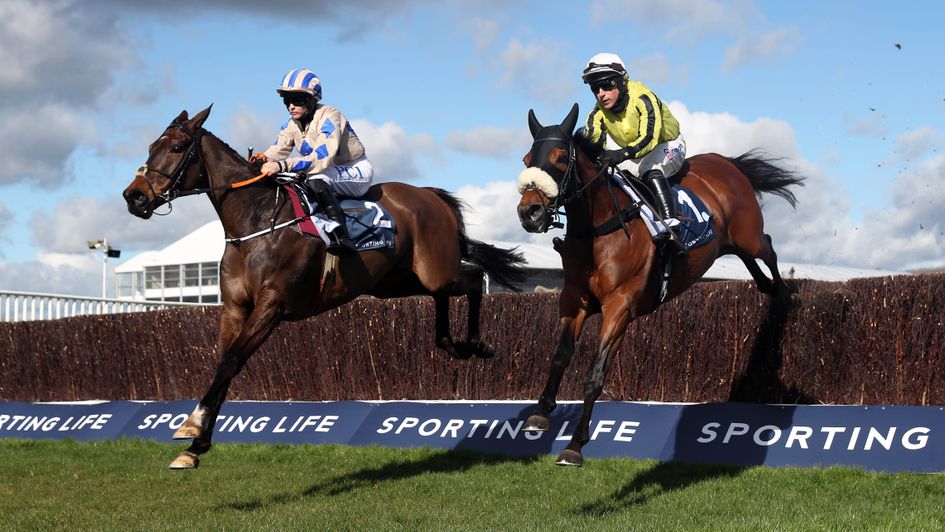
[283,183,396,251]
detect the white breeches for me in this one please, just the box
[612,133,687,177]
[306,155,374,197]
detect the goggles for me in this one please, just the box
[282,93,310,107]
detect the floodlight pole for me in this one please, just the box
[87,238,120,299]
[100,238,108,299]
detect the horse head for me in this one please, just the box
[517,103,579,233]
[123,105,213,218]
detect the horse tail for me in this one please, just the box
[727,149,805,208]
[427,187,529,291]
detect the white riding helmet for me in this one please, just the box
[581,52,629,84]
[277,68,322,102]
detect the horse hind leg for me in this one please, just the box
[433,292,471,359]
[457,266,494,358]
[735,233,794,301]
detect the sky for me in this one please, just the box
[1,0,943,297]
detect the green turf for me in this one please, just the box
[1,439,944,530]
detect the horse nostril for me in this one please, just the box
[527,204,543,220]
[125,190,146,207]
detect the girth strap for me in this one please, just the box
[592,202,641,237]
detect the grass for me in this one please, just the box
[2,439,945,530]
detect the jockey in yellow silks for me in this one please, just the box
[582,52,687,251]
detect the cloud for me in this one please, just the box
[498,38,576,105]
[445,126,532,159]
[0,104,95,186]
[723,27,801,72]
[464,16,502,53]
[225,104,281,159]
[0,0,137,186]
[844,111,887,137]
[832,155,945,270]
[456,180,556,246]
[0,1,134,105]
[888,126,944,163]
[91,0,434,40]
[628,53,689,86]
[590,0,761,41]
[349,119,438,182]
[27,194,217,257]
[0,255,101,296]
[0,203,12,240]
[671,102,798,158]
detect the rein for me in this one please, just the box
[146,122,266,200]
[145,121,305,242]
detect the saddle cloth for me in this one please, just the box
[284,185,396,251]
[613,174,716,251]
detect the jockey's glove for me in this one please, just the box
[599,149,631,167]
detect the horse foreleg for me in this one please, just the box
[171,303,247,442]
[556,301,630,467]
[169,291,283,469]
[524,295,589,432]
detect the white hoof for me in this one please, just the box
[168,451,199,470]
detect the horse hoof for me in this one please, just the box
[168,451,199,470]
[172,421,202,440]
[523,415,549,432]
[555,449,584,467]
[473,342,495,359]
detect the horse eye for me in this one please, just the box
[171,144,185,153]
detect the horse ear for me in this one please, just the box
[190,104,213,129]
[527,109,542,138]
[174,110,189,123]
[561,102,579,134]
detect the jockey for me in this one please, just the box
[252,68,373,254]
[582,52,687,252]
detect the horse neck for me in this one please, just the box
[199,133,277,236]
[563,152,612,235]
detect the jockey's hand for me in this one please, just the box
[599,149,630,168]
[261,161,281,176]
[249,153,268,165]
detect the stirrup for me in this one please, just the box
[326,232,357,255]
[653,230,687,255]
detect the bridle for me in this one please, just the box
[143,120,266,206]
[144,120,208,202]
[527,132,609,229]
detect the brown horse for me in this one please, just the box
[516,104,804,466]
[123,106,526,469]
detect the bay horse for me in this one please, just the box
[516,104,804,466]
[122,106,526,469]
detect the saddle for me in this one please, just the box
[284,183,396,251]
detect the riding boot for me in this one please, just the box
[308,179,357,255]
[645,170,685,254]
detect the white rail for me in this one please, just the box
[0,290,209,322]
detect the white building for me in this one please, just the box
[114,221,906,301]
[115,222,223,303]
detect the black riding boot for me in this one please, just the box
[308,179,357,254]
[645,170,685,254]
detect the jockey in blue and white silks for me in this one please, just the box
[253,68,373,253]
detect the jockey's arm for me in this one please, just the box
[624,92,662,159]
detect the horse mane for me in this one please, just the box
[202,128,252,166]
[573,130,603,166]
